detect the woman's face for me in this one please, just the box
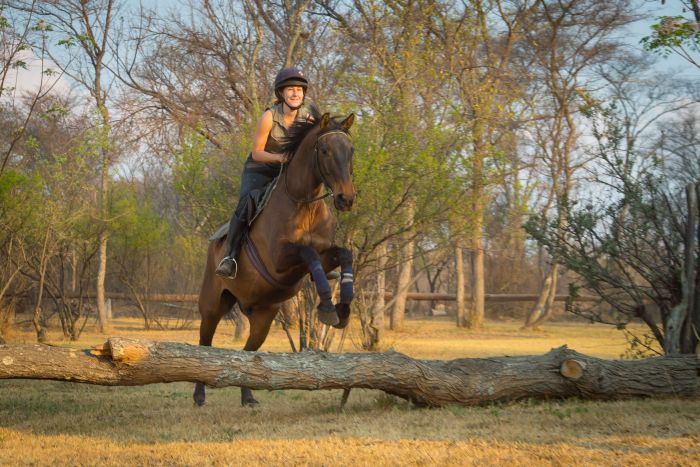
[282,86,305,109]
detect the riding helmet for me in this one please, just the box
[274,67,308,92]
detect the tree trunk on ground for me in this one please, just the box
[455,246,466,327]
[1,338,697,407]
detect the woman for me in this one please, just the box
[216,67,320,278]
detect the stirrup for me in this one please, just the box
[215,256,238,279]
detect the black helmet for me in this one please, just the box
[274,67,308,92]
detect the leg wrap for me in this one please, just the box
[309,260,332,302]
[338,249,354,304]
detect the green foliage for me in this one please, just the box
[642,16,700,52]
[110,184,168,251]
[171,129,235,235]
[57,37,75,48]
[642,15,700,68]
[0,170,45,244]
[0,8,9,31]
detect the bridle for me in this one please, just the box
[284,130,351,205]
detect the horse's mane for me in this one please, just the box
[280,116,350,155]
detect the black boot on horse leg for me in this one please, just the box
[216,215,247,279]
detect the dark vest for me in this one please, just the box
[245,101,320,169]
[264,101,319,154]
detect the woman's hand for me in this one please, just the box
[279,152,290,164]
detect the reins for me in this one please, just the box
[283,130,350,205]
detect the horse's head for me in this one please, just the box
[316,113,356,211]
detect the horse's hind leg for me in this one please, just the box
[240,304,279,407]
[193,290,236,406]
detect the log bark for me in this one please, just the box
[0,339,697,407]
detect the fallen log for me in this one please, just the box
[0,338,697,406]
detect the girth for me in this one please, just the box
[243,234,298,290]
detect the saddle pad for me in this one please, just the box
[208,171,282,241]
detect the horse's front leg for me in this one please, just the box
[296,245,339,326]
[321,246,354,329]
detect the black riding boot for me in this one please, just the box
[215,216,247,278]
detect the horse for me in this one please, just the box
[194,113,356,407]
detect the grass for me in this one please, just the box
[0,316,698,465]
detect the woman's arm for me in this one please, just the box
[251,110,287,164]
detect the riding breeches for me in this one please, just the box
[234,156,282,223]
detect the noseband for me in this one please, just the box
[284,130,350,205]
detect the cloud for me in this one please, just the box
[1,47,73,103]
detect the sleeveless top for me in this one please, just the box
[265,101,320,153]
[253,101,320,157]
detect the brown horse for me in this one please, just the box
[194,113,356,406]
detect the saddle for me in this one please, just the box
[209,173,281,242]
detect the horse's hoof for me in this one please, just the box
[333,303,350,329]
[326,271,341,280]
[241,397,260,407]
[318,305,340,326]
[193,383,206,406]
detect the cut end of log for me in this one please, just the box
[561,359,586,380]
[107,338,151,363]
[90,342,112,357]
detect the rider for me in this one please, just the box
[215,67,321,278]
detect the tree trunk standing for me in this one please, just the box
[455,246,466,327]
[468,135,486,330]
[523,264,560,329]
[1,339,697,407]
[373,241,387,345]
[668,182,700,354]
[391,202,415,330]
[95,111,111,335]
[91,1,115,335]
[391,239,414,330]
[693,183,700,353]
[32,227,50,342]
[682,182,698,353]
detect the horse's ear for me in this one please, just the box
[319,113,331,129]
[340,113,355,130]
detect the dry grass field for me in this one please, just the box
[1,316,698,466]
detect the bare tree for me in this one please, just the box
[523,0,636,328]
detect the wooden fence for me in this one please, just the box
[73,292,599,304]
